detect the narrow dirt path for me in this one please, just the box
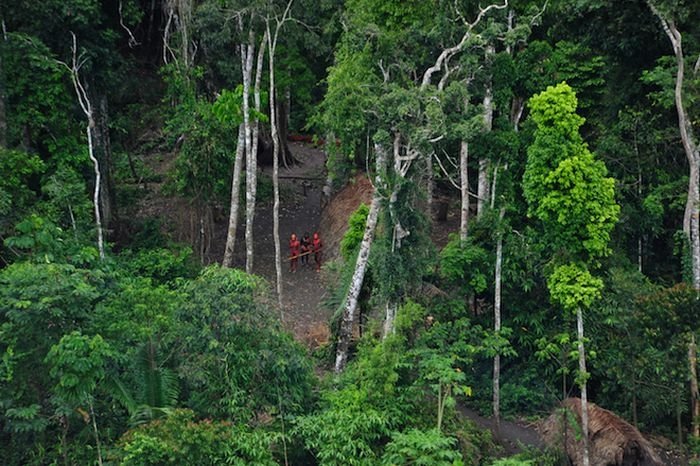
[246,142,330,344]
[458,405,542,456]
[136,141,332,344]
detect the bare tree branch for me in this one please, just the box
[420,0,508,90]
[119,0,140,48]
[57,33,105,261]
[434,151,462,190]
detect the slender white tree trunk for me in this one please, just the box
[477,45,495,218]
[244,31,266,274]
[638,167,644,273]
[382,133,404,339]
[648,1,700,291]
[690,161,700,291]
[690,335,700,438]
[425,150,433,218]
[383,302,397,339]
[477,160,490,217]
[267,21,284,309]
[222,124,246,267]
[576,307,590,466]
[493,206,505,433]
[89,399,103,466]
[460,140,469,242]
[241,30,255,274]
[648,9,700,439]
[86,123,105,260]
[335,143,387,372]
[64,33,105,260]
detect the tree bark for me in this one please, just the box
[382,132,406,338]
[425,150,433,220]
[383,302,397,339]
[222,124,246,267]
[577,307,590,466]
[87,123,105,260]
[493,206,505,434]
[335,142,387,372]
[460,140,469,242]
[162,0,193,67]
[0,34,6,149]
[88,399,103,466]
[477,45,495,218]
[648,1,700,291]
[267,19,284,310]
[477,161,490,217]
[244,30,267,274]
[690,334,700,437]
[278,92,294,168]
[95,95,115,230]
[241,29,255,274]
[64,33,105,260]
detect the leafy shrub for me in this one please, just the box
[175,266,314,419]
[340,203,369,261]
[118,246,199,285]
[439,235,490,295]
[293,386,390,466]
[115,409,277,466]
[380,428,464,465]
[489,458,534,466]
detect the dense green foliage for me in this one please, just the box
[2,0,700,464]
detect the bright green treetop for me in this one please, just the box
[523,82,619,263]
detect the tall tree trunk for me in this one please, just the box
[460,91,471,242]
[425,150,433,220]
[244,31,267,274]
[477,160,490,217]
[88,399,103,466]
[87,122,105,260]
[222,124,246,267]
[241,29,255,274]
[477,44,495,218]
[460,140,469,242]
[648,2,700,291]
[690,334,700,437]
[383,302,397,339]
[335,142,387,372]
[64,34,105,260]
[267,21,284,309]
[689,161,700,291]
[382,132,405,338]
[278,93,294,168]
[163,0,193,67]
[576,307,590,466]
[0,32,6,149]
[95,95,115,230]
[493,206,505,434]
[648,8,700,439]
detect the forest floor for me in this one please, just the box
[136,141,687,464]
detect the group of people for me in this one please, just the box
[289,232,322,272]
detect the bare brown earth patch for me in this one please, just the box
[318,174,374,262]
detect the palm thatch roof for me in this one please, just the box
[540,398,662,466]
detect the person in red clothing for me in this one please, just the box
[312,232,323,272]
[300,232,311,266]
[289,233,301,272]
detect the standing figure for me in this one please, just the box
[289,233,301,272]
[300,232,311,266]
[312,232,323,272]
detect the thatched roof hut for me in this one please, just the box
[540,398,662,466]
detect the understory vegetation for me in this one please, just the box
[2,0,700,465]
